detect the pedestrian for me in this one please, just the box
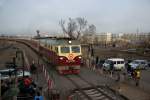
[134,68,141,86]
[29,80,37,95]
[91,47,94,57]
[127,63,131,74]
[30,60,37,74]
[127,62,132,78]
[116,71,120,82]
[1,80,9,96]
[34,92,43,100]
[91,57,96,70]
[23,76,32,93]
[110,61,114,77]
[95,56,99,69]
[86,58,90,68]
[131,68,134,79]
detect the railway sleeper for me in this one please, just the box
[75,91,89,100]
[75,89,114,100]
[97,88,117,99]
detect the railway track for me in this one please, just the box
[65,75,128,100]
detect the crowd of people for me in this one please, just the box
[84,54,141,86]
[0,61,42,100]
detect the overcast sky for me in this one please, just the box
[0,0,150,35]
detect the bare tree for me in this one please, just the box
[59,18,77,39]
[85,24,96,35]
[59,20,67,34]
[59,17,96,40]
[76,17,87,39]
[67,18,77,39]
[36,30,40,38]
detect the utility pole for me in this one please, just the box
[36,30,40,82]
[22,51,25,77]
[0,74,1,100]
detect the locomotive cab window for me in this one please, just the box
[60,46,70,53]
[71,46,80,53]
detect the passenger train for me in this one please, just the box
[31,37,82,74]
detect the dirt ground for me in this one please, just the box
[0,41,16,69]
[82,45,150,61]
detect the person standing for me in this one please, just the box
[30,60,37,74]
[34,92,43,100]
[95,56,99,69]
[91,57,96,70]
[110,61,114,77]
[134,69,141,86]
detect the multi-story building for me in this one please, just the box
[94,32,112,44]
[81,32,113,44]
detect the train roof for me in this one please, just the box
[40,38,80,45]
[34,36,72,40]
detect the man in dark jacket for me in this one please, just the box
[30,61,37,73]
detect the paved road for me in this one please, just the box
[139,69,150,93]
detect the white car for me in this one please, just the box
[129,60,148,69]
[103,58,125,70]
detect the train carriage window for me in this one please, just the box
[55,47,58,53]
[45,43,47,47]
[60,46,70,53]
[71,46,80,53]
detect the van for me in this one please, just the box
[103,58,125,70]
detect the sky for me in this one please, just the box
[0,0,150,35]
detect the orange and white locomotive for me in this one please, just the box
[37,37,82,74]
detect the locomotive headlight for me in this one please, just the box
[78,56,82,59]
[59,57,64,60]
[68,40,72,44]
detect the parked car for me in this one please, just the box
[103,58,125,70]
[129,60,148,69]
[0,68,15,80]
[0,68,31,80]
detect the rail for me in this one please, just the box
[66,75,129,100]
[66,75,93,100]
